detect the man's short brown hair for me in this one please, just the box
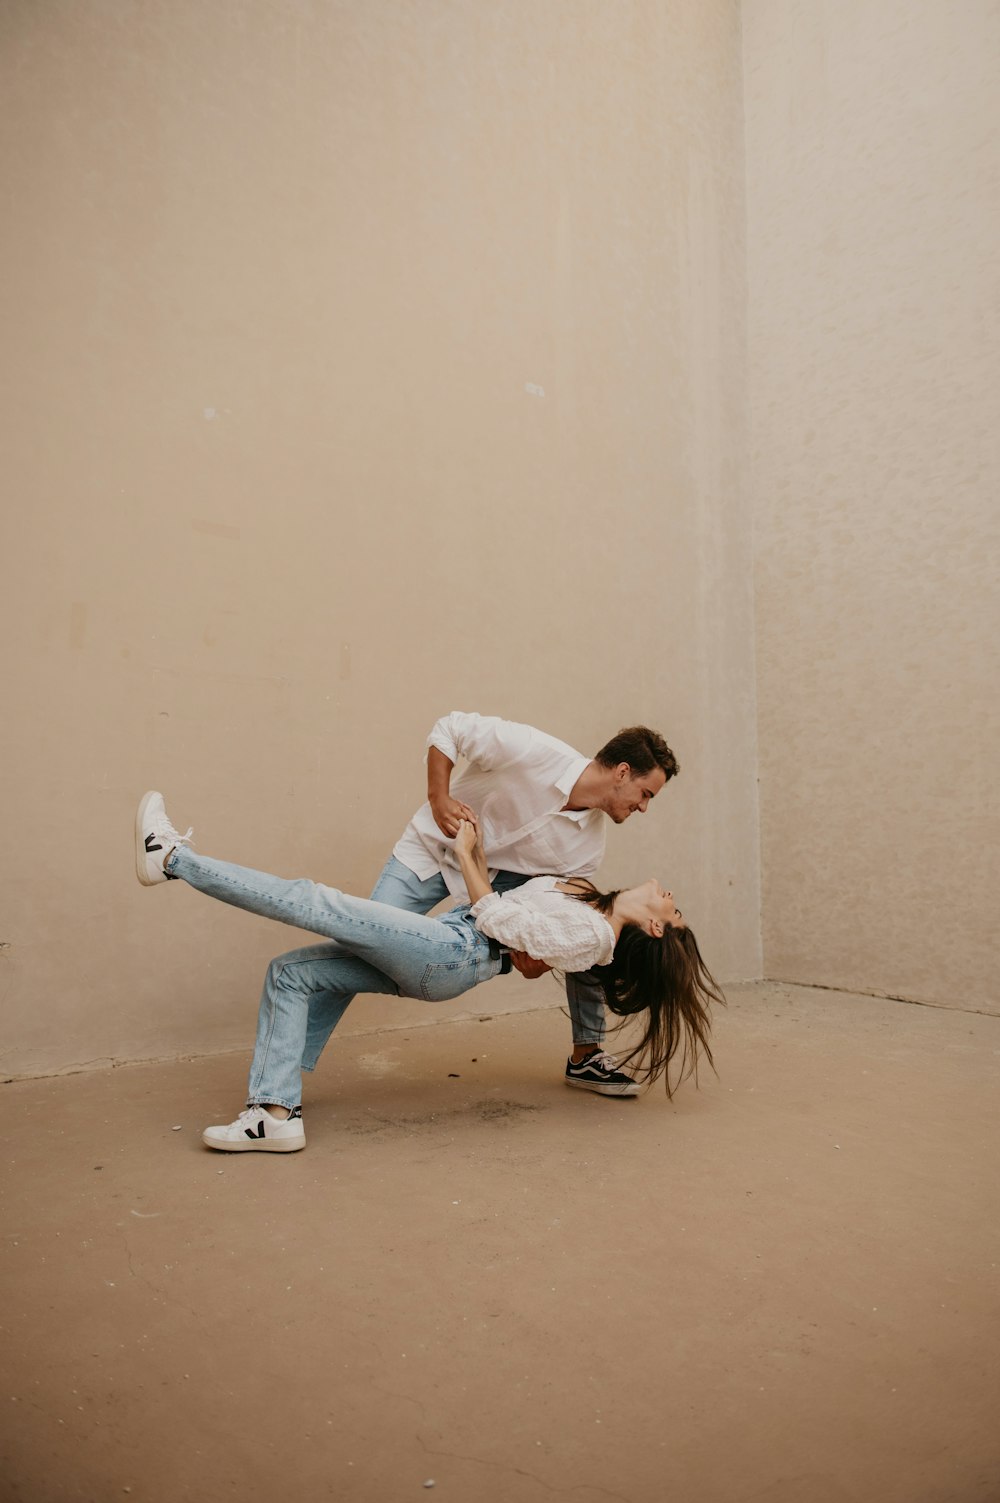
[594,726,679,781]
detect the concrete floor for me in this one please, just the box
[2,981,999,1503]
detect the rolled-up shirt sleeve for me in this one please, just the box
[427,712,534,772]
[470,890,614,971]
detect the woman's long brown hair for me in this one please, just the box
[566,880,725,1095]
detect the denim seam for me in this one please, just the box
[249,960,284,1098]
[216,873,470,955]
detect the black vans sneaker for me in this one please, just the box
[564,1050,640,1097]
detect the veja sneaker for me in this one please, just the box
[564,1049,640,1097]
[135,791,193,885]
[202,1105,306,1153]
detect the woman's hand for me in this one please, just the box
[454,818,482,858]
[454,818,491,904]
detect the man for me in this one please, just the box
[304,711,679,1097]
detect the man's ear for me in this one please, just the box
[615,762,631,785]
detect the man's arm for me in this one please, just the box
[509,951,552,980]
[425,712,538,836]
[427,746,478,838]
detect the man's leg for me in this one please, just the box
[565,969,607,1057]
[563,970,640,1098]
[489,871,636,1096]
[369,854,449,914]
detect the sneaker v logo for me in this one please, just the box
[144,834,163,853]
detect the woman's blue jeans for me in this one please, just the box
[168,847,505,1109]
[167,849,606,1109]
[367,860,608,1050]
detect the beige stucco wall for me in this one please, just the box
[744,1,1000,1010]
[2,1,759,1079]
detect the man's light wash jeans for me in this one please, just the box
[167,849,606,1110]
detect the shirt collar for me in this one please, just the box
[555,756,593,813]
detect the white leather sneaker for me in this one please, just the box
[135,791,193,885]
[202,1106,306,1153]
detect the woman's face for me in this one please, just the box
[630,879,685,933]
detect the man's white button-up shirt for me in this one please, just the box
[393,711,606,900]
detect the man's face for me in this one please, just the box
[602,764,668,824]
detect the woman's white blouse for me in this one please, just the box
[470,877,616,971]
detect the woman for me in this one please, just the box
[136,791,723,1152]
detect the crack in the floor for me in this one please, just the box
[119,1232,210,1333]
[764,977,1000,1018]
[413,1434,632,1502]
[367,1379,428,1422]
[346,1098,542,1137]
[366,1368,630,1501]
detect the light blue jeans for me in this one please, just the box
[367,859,608,1050]
[167,849,606,1109]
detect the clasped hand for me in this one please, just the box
[453,820,551,980]
[453,816,483,858]
[509,951,552,980]
[430,793,479,839]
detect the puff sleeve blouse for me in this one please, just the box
[469,877,616,972]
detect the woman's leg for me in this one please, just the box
[165,846,496,999]
[246,944,404,1110]
[258,857,453,1078]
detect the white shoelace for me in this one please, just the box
[160,821,194,867]
[585,1051,617,1071]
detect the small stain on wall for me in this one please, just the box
[70,603,87,648]
[192,519,240,541]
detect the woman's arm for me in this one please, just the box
[454,823,551,979]
[455,824,609,972]
[453,819,493,905]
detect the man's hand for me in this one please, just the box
[430,793,479,838]
[509,950,552,980]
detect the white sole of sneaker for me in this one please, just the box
[201,1132,306,1153]
[564,1078,640,1097]
[135,791,162,886]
